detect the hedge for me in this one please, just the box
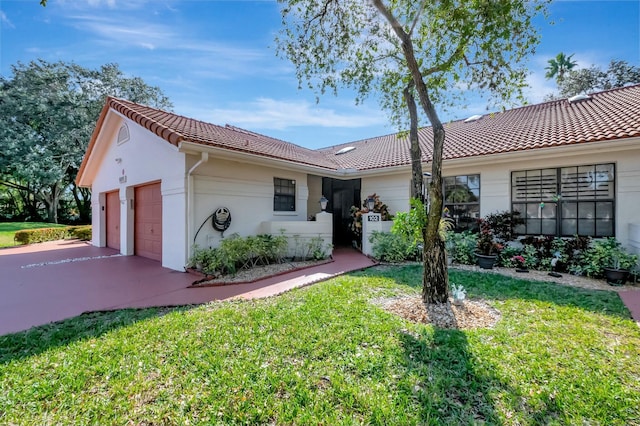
[14,226,92,245]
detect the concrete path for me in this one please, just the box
[0,240,376,336]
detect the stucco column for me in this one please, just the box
[361,212,382,256]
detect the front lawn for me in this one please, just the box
[1,266,638,424]
[0,222,68,248]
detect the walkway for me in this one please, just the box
[0,240,377,336]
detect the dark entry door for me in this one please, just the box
[322,178,361,246]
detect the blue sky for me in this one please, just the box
[1,0,639,149]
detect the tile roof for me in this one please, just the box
[107,97,337,170]
[320,84,640,170]
[100,84,640,174]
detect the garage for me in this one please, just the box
[105,190,120,251]
[134,182,162,261]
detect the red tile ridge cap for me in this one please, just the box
[107,97,185,146]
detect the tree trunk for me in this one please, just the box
[72,184,92,223]
[40,182,61,223]
[422,224,448,303]
[404,83,423,201]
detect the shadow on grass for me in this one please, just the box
[399,323,567,424]
[0,306,193,365]
[363,264,630,320]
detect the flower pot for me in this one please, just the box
[475,253,498,269]
[603,267,629,286]
[515,268,529,273]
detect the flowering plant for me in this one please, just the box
[512,255,526,268]
[476,219,502,255]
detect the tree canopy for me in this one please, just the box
[277,0,548,304]
[545,52,577,83]
[0,60,172,223]
[555,60,640,98]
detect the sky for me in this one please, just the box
[1,0,639,150]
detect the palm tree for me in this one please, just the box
[545,53,578,83]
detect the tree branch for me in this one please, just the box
[408,0,428,37]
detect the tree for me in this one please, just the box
[0,60,172,223]
[556,60,640,98]
[545,52,577,83]
[277,0,547,304]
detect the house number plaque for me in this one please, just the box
[367,215,380,222]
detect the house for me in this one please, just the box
[76,85,640,271]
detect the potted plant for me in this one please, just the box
[512,255,528,273]
[475,218,502,269]
[578,237,638,285]
[603,245,638,286]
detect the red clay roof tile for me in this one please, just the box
[322,84,640,170]
[96,85,640,174]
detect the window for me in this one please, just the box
[511,163,615,237]
[274,178,296,211]
[443,174,480,232]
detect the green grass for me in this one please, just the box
[0,222,68,247]
[1,266,638,425]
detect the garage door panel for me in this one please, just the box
[134,183,162,262]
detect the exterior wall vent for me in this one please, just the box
[336,146,356,155]
[117,123,130,145]
[463,114,483,123]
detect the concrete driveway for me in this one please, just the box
[0,240,377,336]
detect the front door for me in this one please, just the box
[322,178,361,246]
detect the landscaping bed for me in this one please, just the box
[190,258,332,287]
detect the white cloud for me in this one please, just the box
[206,98,385,130]
[1,10,15,29]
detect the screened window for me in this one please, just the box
[274,178,296,211]
[511,163,615,237]
[444,174,480,232]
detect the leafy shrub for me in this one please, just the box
[370,231,419,263]
[484,210,524,242]
[187,233,329,277]
[572,237,638,278]
[497,245,520,267]
[68,226,92,241]
[305,236,333,261]
[14,227,71,244]
[446,231,477,265]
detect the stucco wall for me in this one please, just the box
[360,143,640,249]
[306,174,324,218]
[361,172,410,215]
[90,116,187,271]
[190,157,310,250]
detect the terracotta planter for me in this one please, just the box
[603,268,629,286]
[475,253,498,269]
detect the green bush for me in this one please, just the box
[446,231,477,265]
[14,227,71,244]
[187,233,330,277]
[68,226,92,241]
[305,236,333,261]
[370,231,419,263]
[572,237,639,278]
